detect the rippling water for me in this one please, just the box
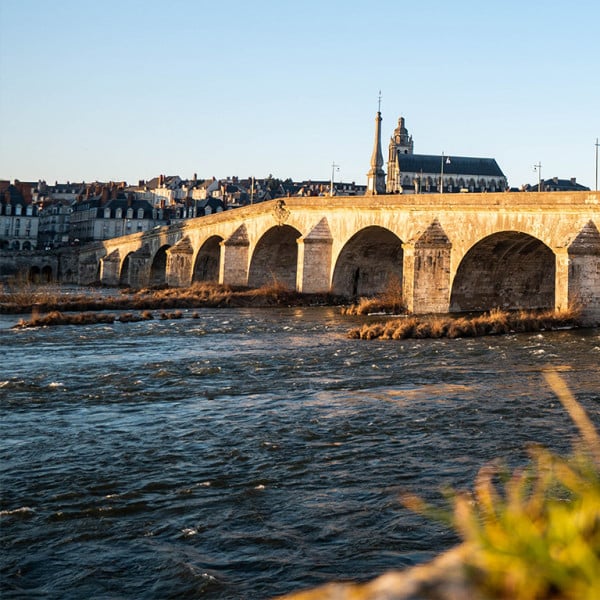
[1,307,599,599]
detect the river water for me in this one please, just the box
[1,306,599,599]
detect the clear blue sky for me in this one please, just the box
[1,0,599,189]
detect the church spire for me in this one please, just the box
[366,92,386,195]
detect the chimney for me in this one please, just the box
[101,187,109,204]
[571,177,576,184]
[193,172,197,182]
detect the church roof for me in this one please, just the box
[397,153,505,177]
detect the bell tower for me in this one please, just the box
[387,116,414,193]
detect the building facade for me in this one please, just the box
[69,185,170,243]
[385,117,508,193]
[0,182,39,250]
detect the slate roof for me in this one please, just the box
[524,178,590,192]
[396,153,505,178]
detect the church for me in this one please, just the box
[367,113,508,194]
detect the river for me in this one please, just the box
[1,306,599,599]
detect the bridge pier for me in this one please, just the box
[100,250,121,286]
[567,220,600,325]
[402,220,452,314]
[296,218,333,294]
[219,225,249,287]
[127,247,152,288]
[167,237,194,287]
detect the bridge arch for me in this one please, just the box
[450,231,555,312]
[119,252,134,286]
[28,265,41,283]
[193,235,223,283]
[149,244,170,287]
[248,225,302,289]
[331,226,404,297]
[41,265,53,282]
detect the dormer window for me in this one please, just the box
[15,204,22,215]
[137,208,144,219]
[116,208,122,219]
[104,207,111,218]
[126,208,133,219]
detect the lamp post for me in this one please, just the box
[330,162,339,196]
[534,162,542,191]
[440,153,450,193]
[595,138,599,191]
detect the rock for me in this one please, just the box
[276,545,477,600]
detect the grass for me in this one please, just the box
[348,307,582,340]
[12,310,157,328]
[341,275,406,316]
[1,280,345,316]
[402,372,600,600]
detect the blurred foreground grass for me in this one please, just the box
[404,371,600,600]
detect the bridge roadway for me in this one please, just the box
[77,191,600,324]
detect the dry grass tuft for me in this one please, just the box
[342,275,406,316]
[348,307,582,340]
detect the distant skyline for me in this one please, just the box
[1,0,599,189]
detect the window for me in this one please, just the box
[126,208,133,219]
[137,208,144,219]
[115,208,122,219]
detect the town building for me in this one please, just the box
[523,177,590,192]
[385,117,508,193]
[69,184,171,243]
[0,181,39,250]
[37,201,72,248]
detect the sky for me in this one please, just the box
[1,0,599,190]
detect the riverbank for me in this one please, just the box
[1,282,589,336]
[0,281,344,315]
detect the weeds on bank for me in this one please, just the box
[402,372,600,600]
[341,275,406,316]
[12,310,156,328]
[348,307,582,340]
[2,281,343,315]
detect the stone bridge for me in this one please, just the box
[77,191,600,324]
